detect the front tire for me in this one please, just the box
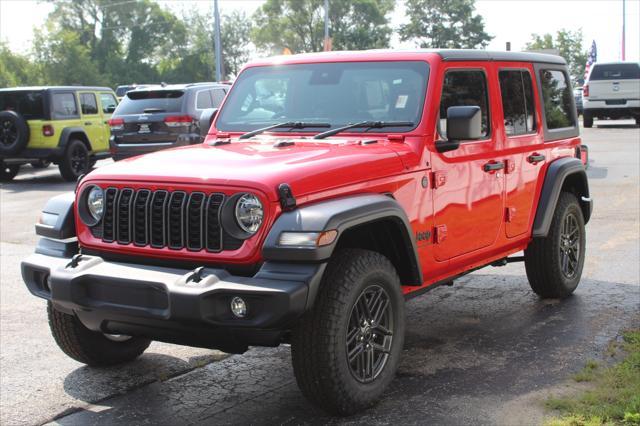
[291,249,405,415]
[48,302,151,366]
[583,111,593,128]
[524,192,586,298]
[58,139,90,182]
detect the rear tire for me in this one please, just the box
[291,249,405,415]
[58,139,90,182]
[0,160,20,181]
[48,302,151,366]
[583,111,593,128]
[524,192,586,298]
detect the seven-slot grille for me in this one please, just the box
[98,188,240,252]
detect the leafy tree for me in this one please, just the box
[0,42,40,87]
[399,0,492,49]
[526,29,587,83]
[221,10,252,77]
[252,0,395,54]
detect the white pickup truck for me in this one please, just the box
[583,62,640,127]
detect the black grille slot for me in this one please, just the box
[150,190,168,248]
[102,188,118,242]
[206,194,224,252]
[187,192,206,251]
[117,189,134,244]
[133,190,151,246]
[168,191,187,249]
[98,188,242,253]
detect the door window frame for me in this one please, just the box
[79,92,99,116]
[533,63,579,142]
[497,67,539,138]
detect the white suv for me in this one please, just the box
[583,62,640,127]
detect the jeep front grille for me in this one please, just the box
[97,188,241,252]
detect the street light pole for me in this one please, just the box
[323,0,331,51]
[214,0,222,81]
[622,0,626,60]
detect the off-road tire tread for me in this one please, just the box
[525,192,585,298]
[58,139,89,182]
[291,249,403,415]
[583,112,593,128]
[47,302,151,366]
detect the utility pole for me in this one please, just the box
[622,0,626,60]
[323,0,331,51]
[214,0,222,81]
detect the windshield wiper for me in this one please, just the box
[313,121,414,140]
[239,121,330,140]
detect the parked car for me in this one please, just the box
[108,82,230,160]
[0,86,118,181]
[583,61,640,127]
[22,50,592,415]
[573,86,583,115]
[114,84,154,101]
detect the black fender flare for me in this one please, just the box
[262,193,422,284]
[532,157,592,238]
[58,128,91,152]
[34,192,78,257]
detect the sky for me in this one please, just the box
[0,0,638,63]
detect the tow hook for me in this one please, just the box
[187,266,206,283]
[66,254,83,269]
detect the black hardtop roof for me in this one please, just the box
[0,86,114,92]
[434,49,566,65]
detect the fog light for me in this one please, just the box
[230,296,247,318]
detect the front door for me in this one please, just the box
[431,65,505,261]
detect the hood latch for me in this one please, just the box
[278,183,297,211]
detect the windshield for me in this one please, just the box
[216,61,429,134]
[0,90,45,120]
[590,63,640,80]
[114,90,184,115]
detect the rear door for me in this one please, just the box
[78,92,104,150]
[496,65,544,238]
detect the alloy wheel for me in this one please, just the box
[0,120,18,147]
[559,212,580,279]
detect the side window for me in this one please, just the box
[499,70,536,136]
[440,70,490,139]
[211,89,226,106]
[79,93,98,115]
[100,93,118,113]
[51,93,78,118]
[196,91,213,109]
[539,69,575,129]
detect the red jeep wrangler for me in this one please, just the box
[22,50,592,415]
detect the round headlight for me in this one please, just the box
[87,186,104,221]
[234,193,263,234]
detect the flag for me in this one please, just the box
[584,40,597,81]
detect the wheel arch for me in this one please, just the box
[532,157,592,238]
[58,128,92,152]
[262,194,423,288]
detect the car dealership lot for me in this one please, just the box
[1,121,638,426]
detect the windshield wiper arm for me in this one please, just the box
[239,121,330,140]
[312,121,414,140]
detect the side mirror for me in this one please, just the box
[106,105,116,113]
[198,108,219,136]
[435,105,482,153]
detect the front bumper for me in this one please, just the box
[22,252,325,352]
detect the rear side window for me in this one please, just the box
[0,91,45,119]
[439,70,490,138]
[589,63,640,80]
[211,89,226,106]
[100,93,118,113]
[196,90,213,109]
[499,70,536,136]
[80,93,98,115]
[52,93,79,118]
[115,90,184,115]
[539,69,574,130]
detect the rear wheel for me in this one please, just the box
[291,249,405,415]
[58,139,90,181]
[0,161,20,182]
[583,111,593,128]
[48,302,151,366]
[524,192,586,298]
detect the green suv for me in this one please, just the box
[0,86,118,182]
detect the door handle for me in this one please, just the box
[527,153,546,164]
[483,161,505,172]
[84,122,92,126]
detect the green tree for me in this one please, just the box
[221,10,252,77]
[0,42,40,87]
[252,0,395,54]
[399,0,492,49]
[526,29,587,83]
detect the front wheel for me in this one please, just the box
[524,192,586,298]
[291,249,405,415]
[583,111,594,128]
[48,302,151,366]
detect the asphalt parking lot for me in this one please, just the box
[1,120,639,426]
